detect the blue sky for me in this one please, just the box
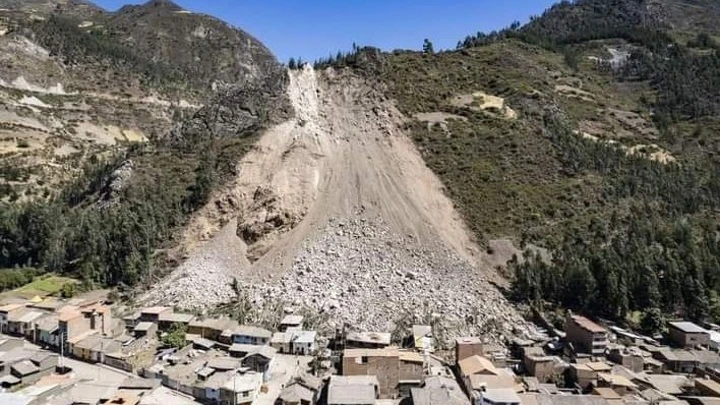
[93,0,557,62]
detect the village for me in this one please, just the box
[0,291,720,405]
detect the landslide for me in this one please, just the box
[141,66,537,344]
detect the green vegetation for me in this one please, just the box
[0,136,258,289]
[25,15,187,91]
[162,323,187,349]
[0,274,78,300]
[361,0,720,327]
[0,268,42,292]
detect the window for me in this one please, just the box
[361,356,369,364]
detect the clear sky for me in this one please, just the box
[92,0,557,62]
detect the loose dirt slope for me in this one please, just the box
[142,66,535,343]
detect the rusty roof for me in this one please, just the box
[571,315,607,333]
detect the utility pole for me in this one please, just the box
[59,331,64,371]
[233,365,237,405]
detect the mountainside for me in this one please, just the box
[370,0,720,329]
[0,0,290,291]
[2,0,720,344]
[0,0,287,202]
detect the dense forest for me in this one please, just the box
[445,0,720,328]
[0,136,255,290]
[511,118,720,330]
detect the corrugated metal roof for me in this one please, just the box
[669,321,708,334]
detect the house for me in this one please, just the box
[17,310,45,340]
[412,325,433,352]
[654,349,698,373]
[522,347,558,383]
[5,307,31,335]
[328,375,379,405]
[569,361,612,389]
[58,308,92,350]
[139,307,173,324]
[218,372,263,405]
[70,333,122,363]
[457,337,484,363]
[709,330,720,351]
[0,304,26,334]
[241,345,277,380]
[34,314,59,347]
[192,337,216,351]
[277,372,324,405]
[410,376,469,405]
[290,330,316,355]
[80,303,114,336]
[596,372,638,396]
[133,322,158,338]
[231,325,272,346]
[459,355,520,394]
[346,331,392,349]
[535,394,610,405]
[158,312,195,332]
[203,371,229,402]
[669,322,710,348]
[188,317,239,342]
[607,346,644,373]
[229,344,259,358]
[342,347,424,398]
[693,350,720,369]
[271,330,317,355]
[643,374,691,396]
[696,378,720,398]
[272,332,291,353]
[476,388,521,405]
[564,313,608,355]
[0,349,57,387]
[280,315,304,332]
[123,313,141,330]
[593,387,623,404]
[278,382,317,405]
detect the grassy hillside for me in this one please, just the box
[365,0,720,326]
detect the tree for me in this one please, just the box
[60,282,75,298]
[640,307,664,335]
[288,57,296,70]
[162,323,187,349]
[423,38,434,54]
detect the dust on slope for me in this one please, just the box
[181,65,479,270]
[141,67,535,343]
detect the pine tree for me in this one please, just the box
[423,38,434,54]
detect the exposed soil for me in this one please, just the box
[139,67,534,343]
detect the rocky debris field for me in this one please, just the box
[138,220,248,309]
[242,217,542,348]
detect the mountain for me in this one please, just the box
[1,0,720,342]
[0,0,289,202]
[369,0,720,328]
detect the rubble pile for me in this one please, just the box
[244,218,540,347]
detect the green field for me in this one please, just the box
[0,275,78,300]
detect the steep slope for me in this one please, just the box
[0,0,291,292]
[141,66,538,345]
[0,0,286,201]
[379,0,720,326]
